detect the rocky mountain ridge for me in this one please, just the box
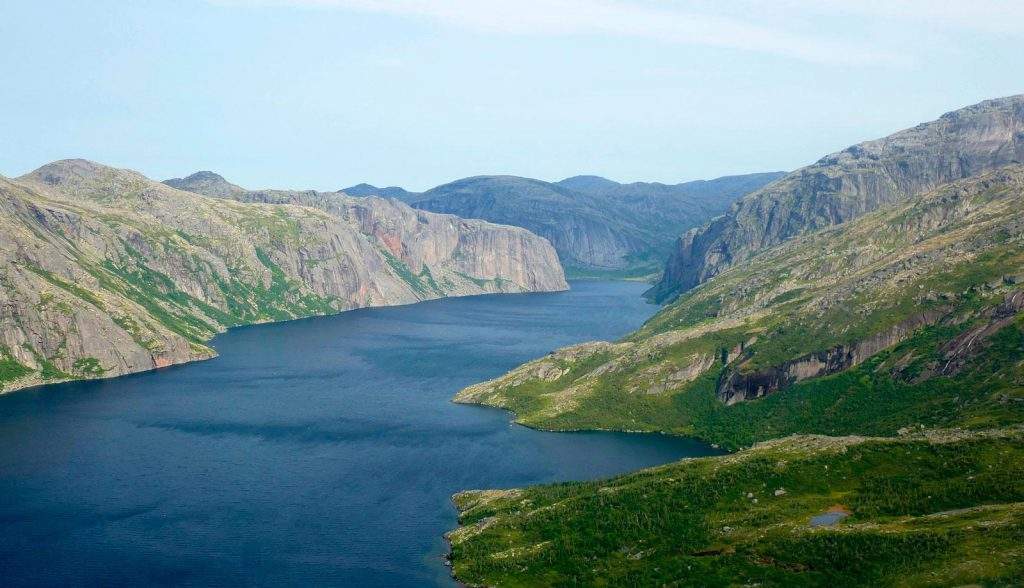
[648,94,1024,302]
[0,159,566,394]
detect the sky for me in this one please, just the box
[1,1,1022,191]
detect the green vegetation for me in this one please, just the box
[449,430,1024,587]
[380,248,443,296]
[454,271,493,289]
[210,247,339,324]
[94,241,338,341]
[487,313,1024,451]
[21,343,72,381]
[21,263,104,309]
[562,248,667,281]
[98,255,220,344]
[72,357,107,377]
[234,206,303,244]
[0,347,33,385]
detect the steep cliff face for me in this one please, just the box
[168,176,568,294]
[0,159,566,394]
[409,173,783,276]
[649,94,1024,302]
[715,309,948,404]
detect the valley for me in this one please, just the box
[7,3,1023,586]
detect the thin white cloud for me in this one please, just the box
[213,0,912,66]
[772,0,1024,35]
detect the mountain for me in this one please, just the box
[0,159,566,394]
[455,164,1024,442]
[410,172,783,277]
[648,94,1024,303]
[339,182,421,203]
[164,170,247,199]
[447,99,1024,585]
[554,174,620,193]
[558,172,786,203]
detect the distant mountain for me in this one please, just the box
[163,170,247,199]
[409,172,783,277]
[558,172,786,204]
[554,175,620,193]
[340,183,421,203]
[0,160,565,395]
[648,94,1024,303]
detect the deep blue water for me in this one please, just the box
[0,281,721,586]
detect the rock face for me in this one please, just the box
[648,94,1024,302]
[715,309,947,405]
[0,159,566,394]
[409,172,783,275]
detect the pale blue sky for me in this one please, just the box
[2,1,1022,191]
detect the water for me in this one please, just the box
[0,281,722,586]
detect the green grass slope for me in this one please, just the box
[449,428,1024,587]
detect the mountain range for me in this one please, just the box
[447,94,1024,586]
[338,172,784,277]
[0,160,566,394]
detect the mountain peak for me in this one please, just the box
[555,175,620,194]
[17,159,151,193]
[343,183,379,193]
[164,171,246,198]
[22,158,115,180]
[181,170,228,182]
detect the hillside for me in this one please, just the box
[648,94,1024,302]
[411,172,782,277]
[448,111,1024,584]
[0,160,566,394]
[449,428,1024,587]
[455,166,1024,447]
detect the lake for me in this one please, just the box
[0,281,722,586]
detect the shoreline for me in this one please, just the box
[0,282,570,397]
